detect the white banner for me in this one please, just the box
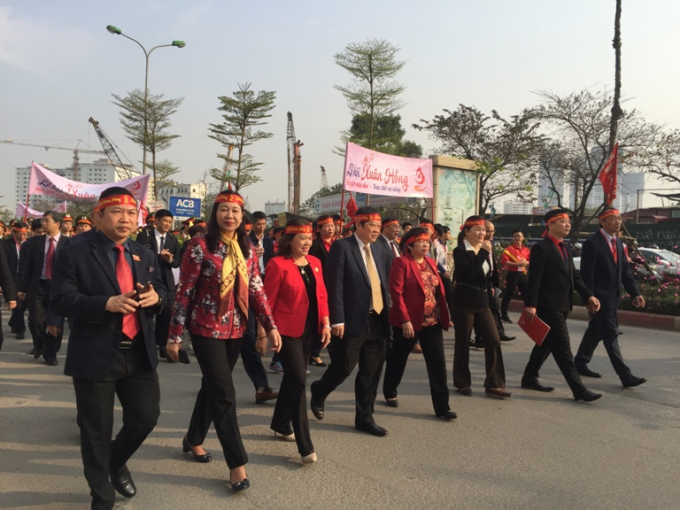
[16,201,69,219]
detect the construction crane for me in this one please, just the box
[88,117,135,181]
[286,112,303,213]
[320,166,328,190]
[1,139,106,182]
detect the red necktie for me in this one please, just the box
[45,237,56,280]
[611,238,618,264]
[114,244,141,339]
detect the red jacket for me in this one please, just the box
[264,255,330,338]
[388,253,450,331]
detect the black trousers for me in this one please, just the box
[383,324,450,415]
[154,295,173,350]
[575,308,632,380]
[187,334,248,469]
[501,271,528,316]
[271,323,316,456]
[522,309,587,396]
[72,339,160,510]
[8,294,26,333]
[311,313,387,426]
[28,280,64,358]
[451,305,506,389]
[240,309,269,389]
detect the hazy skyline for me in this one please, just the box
[2,1,679,213]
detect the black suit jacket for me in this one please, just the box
[19,234,70,301]
[134,229,181,291]
[308,238,329,266]
[580,231,639,310]
[451,244,494,308]
[375,235,399,261]
[0,239,16,301]
[50,232,169,381]
[324,235,392,339]
[2,237,21,283]
[524,237,592,313]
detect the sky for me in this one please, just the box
[2,0,680,213]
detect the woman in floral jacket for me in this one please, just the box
[166,190,281,492]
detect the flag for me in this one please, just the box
[599,143,619,204]
[346,194,358,218]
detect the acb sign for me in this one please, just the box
[169,196,202,218]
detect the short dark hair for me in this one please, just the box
[156,209,173,220]
[188,224,207,238]
[43,210,61,224]
[355,206,380,228]
[381,217,397,231]
[512,228,524,235]
[401,222,412,229]
[252,211,267,221]
[31,219,43,231]
[13,220,28,230]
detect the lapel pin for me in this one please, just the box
[314,267,319,272]
[132,254,141,262]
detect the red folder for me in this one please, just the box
[517,311,550,346]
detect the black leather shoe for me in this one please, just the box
[500,335,516,342]
[574,390,602,402]
[385,398,399,408]
[183,435,212,463]
[457,387,472,396]
[501,315,513,324]
[16,332,25,340]
[310,397,324,420]
[622,376,647,388]
[230,478,250,492]
[44,357,58,366]
[355,422,388,437]
[111,465,136,499]
[30,347,42,359]
[309,357,326,367]
[521,381,555,392]
[576,366,602,378]
[436,410,458,421]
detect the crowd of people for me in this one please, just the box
[0,187,648,510]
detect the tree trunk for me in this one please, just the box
[608,0,623,167]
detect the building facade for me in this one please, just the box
[157,183,207,208]
[264,199,286,215]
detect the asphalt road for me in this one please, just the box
[1,312,679,510]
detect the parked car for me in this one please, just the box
[573,247,680,280]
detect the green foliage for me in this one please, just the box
[208,82,276,193]
[339,114,422,157]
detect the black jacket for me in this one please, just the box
[2,237,21,283]
[308,238,330,266]
[324,235,392,339]
[0,239,16,301]
[580,231,639,310]
[524,237,592,313]
[18,234,70,301]
[451,244,493,308]
[134,229,181,291]
[50,231,168,381]
[249,231,274,271]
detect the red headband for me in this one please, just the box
[13,227,29,233]
[382,219,399,229]
[599,209,620,220]
[355,213,382,223]
[406,233,431,245]
[333,219,342,225]
[215,193,245,207]
[546,213,569,225]
[420,222,434,231]
[98,194,137,209]
[317,217,334,226]
[285,224,313,234]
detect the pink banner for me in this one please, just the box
[16,201,69,219]
[342,142,433,198]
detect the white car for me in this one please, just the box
[573,247,680,279]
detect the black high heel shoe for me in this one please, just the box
[182,435,212,463]
[230,477,250,492]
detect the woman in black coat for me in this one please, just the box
[450,216,510,399]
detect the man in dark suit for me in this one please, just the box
[574,208,646,387]
[17,211,70,365]
[521,209,603,402]
[51,187,168,510]
[375,217,401,260]
[134,209,180,360]
[310,207,393,436]
[308,214,335,266]
[0,236,17,351]
[4,221,28,340]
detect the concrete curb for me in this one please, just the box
[507,300,680,332]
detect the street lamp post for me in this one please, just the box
[106,25,185,176]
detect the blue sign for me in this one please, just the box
[168,196,202,218]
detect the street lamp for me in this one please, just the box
[106,25,185,176]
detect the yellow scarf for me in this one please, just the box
[219,232,250,319]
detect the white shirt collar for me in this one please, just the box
[600,228,615,243]
[354,233,369,251]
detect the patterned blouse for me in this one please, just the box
[168,236,275,343]
[418,260,440,327]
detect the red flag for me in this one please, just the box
[346,195,358,218]
[599,142,619,204]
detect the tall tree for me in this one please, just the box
[112,90,183,199]
[608,0,623,160]
[334,39,406,150]
[340,114,422,157]
[415,105,544,214]
[532,89,659,236]
[208,82,276,193]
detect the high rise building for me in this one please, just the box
[264,200,286,215]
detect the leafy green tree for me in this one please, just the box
[112,89,183,199]
[208,82,276,193]
[334,39,406,150]
[341,114,422,157]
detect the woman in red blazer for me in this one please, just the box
[382,227,457,421]
[264,219,331,464]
